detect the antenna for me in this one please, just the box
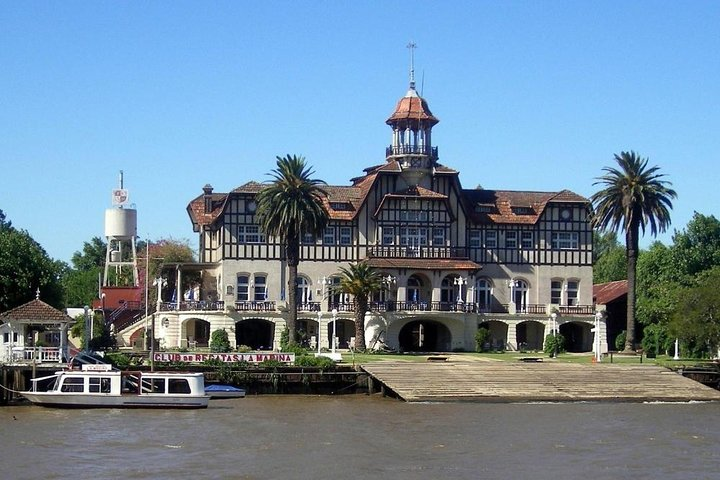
[421,70,425,97]
[407,41,417,89]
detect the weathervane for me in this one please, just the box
[407,41,417,89]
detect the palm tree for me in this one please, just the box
[591,151,676,352]
[255,155,328,346]
[333,262,383,352]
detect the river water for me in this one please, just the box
[2,396,720,480]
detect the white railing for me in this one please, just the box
[1,346,64,363]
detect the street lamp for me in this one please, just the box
[550,312,558,358]
[83,305,91,353]
[316,311,323,355]
[454,277,467,304]
[331,308,338,354]
[594,311,604,363]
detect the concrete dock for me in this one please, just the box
[361,360,720,403]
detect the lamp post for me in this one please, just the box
[83,305,90,353]
[674,338,680,360]
[551,312,558,358]
[594,311,603,363]
[318,276,330,309]
[316,311,322,355]
[454,277,467,304]
[331,308,338,354]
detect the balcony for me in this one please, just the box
[368,246,469,259]
[1,346,64,364]
[364,301,594,315]
[159,301,225,312]
[386,145,438,160]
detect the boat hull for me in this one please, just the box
[21,391,210,409]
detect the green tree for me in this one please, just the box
[671,212,720,278]
[0,209,12,231]
[0,223,64,311]
[255,155,329,346]
[140,238,197,307]
[333,262,383,352]
[591,151,677,352]
[593,230,627,283]
[635,242,679,327]
[668,267,720,358]
[71,237,107,271]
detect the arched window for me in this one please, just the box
[236,274,250,302]
[476,278,493,312]
[407,276,423,303]
[440,277,454,304]
[511,279,529,313]
[550,279,563,305]
[296,277,311,304]
[566,280,579,306]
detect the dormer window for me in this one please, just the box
[511,205,534,215]
[474,203,495,214]
[330,202,353,211]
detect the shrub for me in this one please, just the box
[475,328,491,352]
[543,333,566,355]
[295,355,336,369]
[236,344,253,353]
[210,329,231,353]
[105,352,131,369]
[615,331,627,351]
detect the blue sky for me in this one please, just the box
[1,1,718,263]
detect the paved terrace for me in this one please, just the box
[360,360,720,403]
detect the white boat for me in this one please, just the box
[21,364,210,409]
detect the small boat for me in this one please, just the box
[205,384,246,399]
[21,364,210,409]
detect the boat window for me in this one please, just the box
[168,378,191,394]
[89,377,112,393]
[60,377,85,393]
[148,378,166,394]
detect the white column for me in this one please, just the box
[506,322,517,351]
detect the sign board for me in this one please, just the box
[152,352,296,364]
[82,363,113,371]
[112,189,129,206]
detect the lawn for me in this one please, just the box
[342,350,703,367]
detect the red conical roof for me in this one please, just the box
[386,86,439,126]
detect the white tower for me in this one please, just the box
[103,171,139,287]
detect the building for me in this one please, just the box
[118,71,606,355]
[0,293,73,365]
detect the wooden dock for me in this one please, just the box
[361,361,720,403]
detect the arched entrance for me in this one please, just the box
[478,321,508,351]
[328,318,355,349]
[559,321,592,352]
[235,318,274,350]
[516,320,545,351]
[184,319,211,347]
[398,320,452,352]
[297,318,320,348]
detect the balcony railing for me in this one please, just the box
[364,302,594,315]
[234,301,276,312]
[1,346,64,364]
[386,145,438,159]
[159,301,225,312]
[368,246,469,259]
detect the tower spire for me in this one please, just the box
[407,41,416,90]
